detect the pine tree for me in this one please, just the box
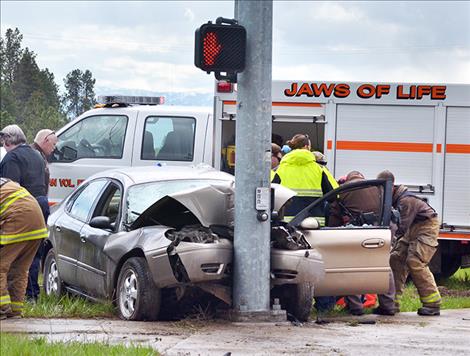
[62,69,97,119]
[1,28,23,84]
[0,28,66,141]
[82,69,96,113]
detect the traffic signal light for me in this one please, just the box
[195,18,246,78]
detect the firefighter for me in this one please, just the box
[0,178,48,319]
[272,134,338,223]
[0,125,47,302]
[378,170,441,316]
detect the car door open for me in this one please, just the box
[289,179,394,297]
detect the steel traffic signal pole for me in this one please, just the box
[233,0,278,319]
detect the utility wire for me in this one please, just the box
[21,32,469,56]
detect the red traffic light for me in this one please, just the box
[195,20,246,74]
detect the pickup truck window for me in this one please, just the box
[54,115,128,162]
[142,116,195,161]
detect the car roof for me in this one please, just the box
[88,165,234,185]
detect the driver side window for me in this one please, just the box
[54,115,128,162]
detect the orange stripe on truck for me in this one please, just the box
[446,144,470,154]
[223,100,322,107]
[336,141,434,153]
[439,233,470,240]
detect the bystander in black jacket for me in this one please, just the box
[0,144,47,198]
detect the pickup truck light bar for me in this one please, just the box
[97,95,165,106]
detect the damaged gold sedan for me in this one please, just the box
[43,166,393,322]
[43,166,328,322]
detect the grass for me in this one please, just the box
[312,267,470,317]
[25,269,470,319]
[442,267,470,290]
[23,293,115,319]
[0,333,158,356]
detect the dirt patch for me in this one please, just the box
[438,286,470,298]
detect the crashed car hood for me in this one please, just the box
[131,181,235,230]
[130,181,296,230]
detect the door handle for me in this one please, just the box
[361,238,385,249]
[80,235,86,243]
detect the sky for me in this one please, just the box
[1,1,469,95]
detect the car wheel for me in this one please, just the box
[43,249,64,297]
[116,257,161,321]
[282,282,314,322]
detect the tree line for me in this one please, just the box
[0,28,97,141]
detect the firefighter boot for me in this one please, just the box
[372,306,397,316]
[417,306,440,316]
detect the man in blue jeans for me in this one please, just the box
[27,129,57,301]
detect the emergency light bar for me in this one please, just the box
[97,95,165,106]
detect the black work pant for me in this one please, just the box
[26,196,49,300]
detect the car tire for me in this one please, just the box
[43,249,64,297]
[282,282,314,322]
[116,257,161,321]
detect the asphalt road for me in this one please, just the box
[1,309,470,355]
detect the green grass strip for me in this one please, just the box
[24,293,115,319]
[0,333,158,356]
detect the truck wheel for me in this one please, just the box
[281,282,314,322]
[116,257,161,321]
[43,249,64,297]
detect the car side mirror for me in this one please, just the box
[62,145,77,161]
[300,217,320,230]
[90,216,112,230]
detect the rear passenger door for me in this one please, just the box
[54,179,108,288]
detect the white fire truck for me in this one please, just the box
[214,80,470,277]
[48,81,470,277]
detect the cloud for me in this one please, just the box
[2,1,469,95]
[307,2,366,23]
[184,8,195,22]
[26,25,192,55]
[99,56,212,93]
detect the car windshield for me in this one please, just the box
[125,179,228,225]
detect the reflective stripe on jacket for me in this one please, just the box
[0,180,47,245]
